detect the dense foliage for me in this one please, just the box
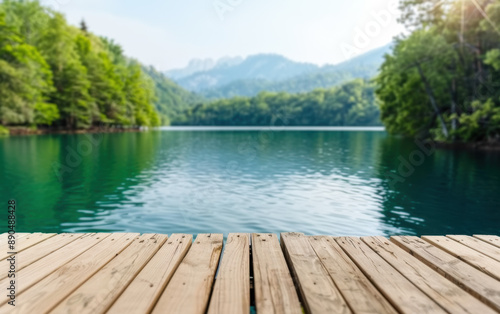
[377,0,500,143]
[200,71,361,100]
[0,0,386,131]
[175,79,381,126]
[142,66,203,125]
[0,0,163,129]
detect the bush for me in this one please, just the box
[0,125,9,135]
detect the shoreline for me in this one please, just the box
[3,126,500,151]
[5,126,143,136]
[162,126,386,131]
[434,141,500,151]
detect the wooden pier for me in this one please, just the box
[1,233,500,313]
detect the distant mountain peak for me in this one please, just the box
[165,43,393,98]
[187,58,214,69]
[215,56,244,68]
[166,53,320,91]
[165,58,215,80]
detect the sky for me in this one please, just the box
[41,0,405,71]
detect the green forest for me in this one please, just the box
[176,79,381,126]
[2,0,500,144]
[0,0,383,133]
[0,0,166,133]
[377,0,500,143]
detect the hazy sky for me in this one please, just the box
[41,0,405,71]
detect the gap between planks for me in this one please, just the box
[2,233,500,314]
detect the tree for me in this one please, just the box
[80,19,88,33]
[74,33,127,125]
[0,11,56,126]
[0,1,168,130]
[176,79,381,127]
[37,13,93,128]
[377,0,500,143]
[376,30,457,139]
[123,61,160,127]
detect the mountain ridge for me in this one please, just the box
[166,44,392,99]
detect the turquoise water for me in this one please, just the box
[1,128,499,236]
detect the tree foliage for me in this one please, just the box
[143,66,203,125]
[0,10,55,125]
[0,0,389,130]
[0,0,161,129]
[176,79,381,126]
[378,0,500,143]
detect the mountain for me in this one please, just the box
[171,54,320,92]
[165,59,216,80]
[165,56,244,81]
[318,44,391,73]
[143,66,203,124]
[167,44,392,99]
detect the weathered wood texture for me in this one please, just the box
[0,233,55,261]
[0,233,80,280]
[474,235,500,249]
[336,236,446,313]
[448,235,500,262]
[252,233,302,314]
[51,234,167,314]
[152,234,223,314]
[281,233,350,314]
[108,234,192,314]
[208,233,250,314]
[392,235,500,311]
[2,233,137,314]
[1,232,499,314]
[0,233,107,306]
[423,236,500,280]
[309,236,397,314]
[362,236,496,314]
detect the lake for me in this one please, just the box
[1,127,499,236]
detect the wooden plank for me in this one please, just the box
[0,233,30,255]
[0,233,56,261]
[0,233,29,244]
[309,236,397,314]
[152,234,223,314]
[392,236,500,311]
[0,233,29,240]
[423,236,500,281]
[251,233,302,314]
[0,233,108,306]
[474,235,500,249]
[207,233,250,314]
[448,235,500,262]
[281,233,351,314]
[1,233,137,314]
[362,236,496,314]
[51,234,168,314]
[336,237,446,313]
[108,234,192,314]
[0,233,80,280]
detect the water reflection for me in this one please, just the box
[0,129,498,236]
[376,136,500,235]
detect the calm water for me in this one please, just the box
[1,128,499,236]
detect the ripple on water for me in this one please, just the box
[1,130,499,236]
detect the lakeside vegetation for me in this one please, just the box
[1,0,500,145]
[376,0,500,144]
[174,79,381,126]
[0,0,162,131]
[0,0,383,133]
